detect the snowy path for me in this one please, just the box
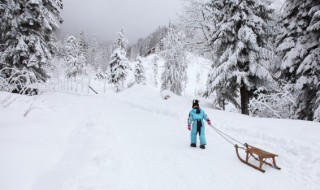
[0,87,320,190]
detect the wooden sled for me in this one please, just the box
[235,144,281,173]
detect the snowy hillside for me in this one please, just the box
[128,53,211,97]
[1,1,319,189]
[0,86,319,190]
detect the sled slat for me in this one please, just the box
[235,144,281,173]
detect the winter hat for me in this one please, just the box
[192,99,199,108]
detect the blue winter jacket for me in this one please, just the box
[188,108,209,126]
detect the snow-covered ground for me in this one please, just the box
[1,86,319,190]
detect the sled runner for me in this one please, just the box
[210,124,281,173]
[235,143,281,173]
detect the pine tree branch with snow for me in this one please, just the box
[107,29,131,92]
[204,0,277,115]
[276,0,320,121]
[160,27,188,96]
[134,56,146,85]
[0,0,63,93]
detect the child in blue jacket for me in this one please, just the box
[188,100,211,149]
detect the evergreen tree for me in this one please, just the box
[161,61,184,96]
[64,36,86,78]
[134,56,146,85]
[161,28,188,96]
[126,26,169,59]
[88,35,99,69]
[78,31,90,64]
[0,0,63,85]
[46,40,65,78]
[205,0,276,115]
[152,55,159,88]
[96,67,106,79]
[107,28,130,92]
[276,0,320,121]
[114,28,128,52]
[100,41,113,71]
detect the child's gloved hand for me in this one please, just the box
[207,119,211,125]
[188,124,191,131]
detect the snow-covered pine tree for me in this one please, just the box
[107,28,130,92]
[99,41,113,71]
[78,31,90,65]
[276,0,320,121]
[114,28,128,52]
[88,35,99,69]
[64,36,86,78]
[152,55,159,87]
[161,27,188,96]
[134,56,146,85]
[96,67,106,79]
[205,0,276,115]
[46,40,65,78]
[0,0,63,87]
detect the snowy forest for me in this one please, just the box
[0,0,319,121]
[1,1,320,190]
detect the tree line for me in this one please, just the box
[0,0,319,122]
[178,0,320,122]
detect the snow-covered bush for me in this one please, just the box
[249,81,297,119]
[160,90,175,100]
[0,67,39,95]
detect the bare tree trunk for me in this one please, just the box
[75,77,78,92]
[240,81,250,115]
[222,99,225,111]
[81,76,84,93]
[87,79,90,94]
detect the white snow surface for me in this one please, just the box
[0,86,319,190]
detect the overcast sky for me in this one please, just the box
[58,0,183,44]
